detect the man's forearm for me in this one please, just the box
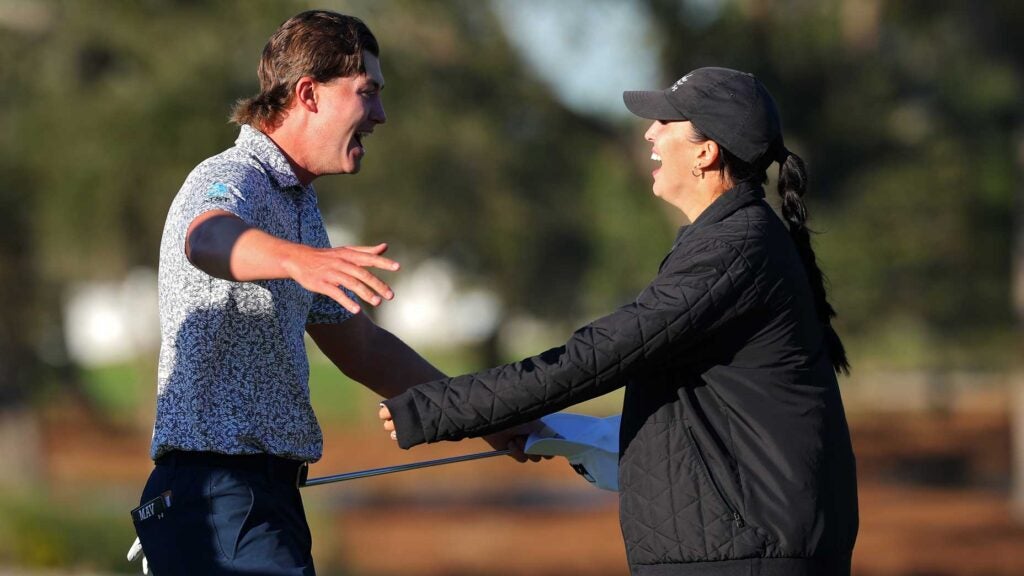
[308,315,444,400]
[360,326,445,398]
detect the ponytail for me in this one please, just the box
[689,124,850,375]
[230,83,292,130]
[777,151,850,375]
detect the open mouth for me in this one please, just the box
[354,130,371,151]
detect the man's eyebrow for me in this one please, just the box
[361,77,384,91]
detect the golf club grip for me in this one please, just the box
[301,449,512,487]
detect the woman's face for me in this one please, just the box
[644,120,704,210]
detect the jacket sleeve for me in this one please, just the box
[383,237,758,449]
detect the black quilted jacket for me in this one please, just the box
[384,182,858,576]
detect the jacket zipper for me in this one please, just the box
[687,427,745,528]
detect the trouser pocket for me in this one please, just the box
[207,468,255,562]
[132,465,191,574]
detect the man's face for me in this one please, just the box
[309,50,386,176]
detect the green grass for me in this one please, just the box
[80,361,149,420]
[0,490,139,573]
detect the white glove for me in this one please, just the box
[127,536,151,575]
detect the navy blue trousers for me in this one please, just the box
[133,451,315,575]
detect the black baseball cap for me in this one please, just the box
[623,67,786,166]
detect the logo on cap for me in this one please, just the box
[670,74,692,92]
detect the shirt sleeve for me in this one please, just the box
[383,236,760,449]
[177,161,260,228]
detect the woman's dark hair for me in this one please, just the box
[689,125,851,375]
[231,11,379,130]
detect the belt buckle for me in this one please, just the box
[295,461,309,488]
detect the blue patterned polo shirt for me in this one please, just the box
[151,125,355,462]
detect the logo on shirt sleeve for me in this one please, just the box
[206,182,232,201]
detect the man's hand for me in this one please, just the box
[379,404,548,463]
[282,243,399,314]
[482,422,548,463]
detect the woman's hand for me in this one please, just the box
[379,403,397,440]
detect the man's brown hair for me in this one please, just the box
[231,10,379,130]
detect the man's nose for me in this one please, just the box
[372,100,387,125]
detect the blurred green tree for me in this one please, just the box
[3,0,1022,411]
[0,0,302,405]
[328,0,669,360]
[641,0,1023,367]
[0,0,666,405]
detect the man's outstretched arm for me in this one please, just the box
[186,209,398,314]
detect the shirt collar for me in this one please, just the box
[236,124,303,189]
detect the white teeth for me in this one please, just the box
[651,153,662,162]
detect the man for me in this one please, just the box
[131,11,530,575]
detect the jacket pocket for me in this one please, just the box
[687,426,745,529]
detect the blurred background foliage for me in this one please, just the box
[0,1,1020,410]
[0,0,1019,404]
[1,0,1023,573]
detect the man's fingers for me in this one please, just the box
[291,245,400,309]
[325,285,362,315]
[334,265,394,301]
[348,243,391,257]
[327,273,385,307]
[319,269,394,312]
[514,436,543,462]
[505,438,529,463]
[378,405,392,420]
[334,246,400,272]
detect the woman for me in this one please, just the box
[380,67,858,576]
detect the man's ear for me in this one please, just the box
[294,77,318,113]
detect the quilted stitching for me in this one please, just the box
[386,182,858,572]
[410,235,754,442]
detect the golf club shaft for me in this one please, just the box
[301,449,511,487]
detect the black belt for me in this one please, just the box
[156,451,309,488]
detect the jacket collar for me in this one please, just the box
[236,124,303,189]
[674,182,765,238]
[692,181,766,228]
[668,181,765,254]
